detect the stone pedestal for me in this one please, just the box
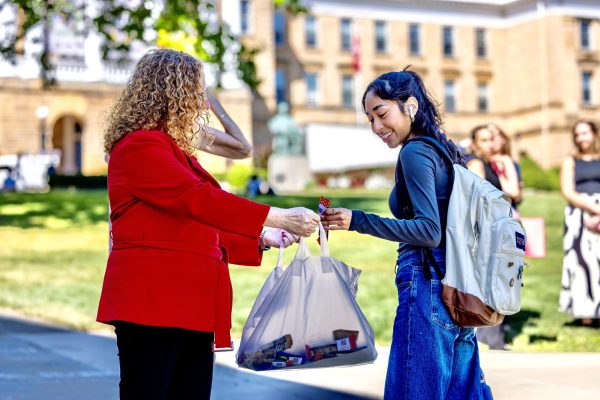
[268,155,311,193]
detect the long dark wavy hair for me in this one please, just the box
[361,68,466,166]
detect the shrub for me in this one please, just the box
[547,166,561,191]
[520,154,560,191]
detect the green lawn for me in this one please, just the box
[0,189,598,351]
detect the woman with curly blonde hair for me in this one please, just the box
[97,49,319,399]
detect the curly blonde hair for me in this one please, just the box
[104,49,214,155]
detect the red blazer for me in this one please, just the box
[96,130,270,349]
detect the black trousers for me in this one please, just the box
[114,321,215,400]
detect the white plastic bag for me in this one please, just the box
[236,225,377,370]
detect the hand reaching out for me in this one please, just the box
[264,207,320,237]
[320,207,352,231]
[261,228,299,248]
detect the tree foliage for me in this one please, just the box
[0,0,307,88]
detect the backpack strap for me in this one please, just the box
[421,247,444,280]
[401,136,455,280]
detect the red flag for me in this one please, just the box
[351,32,361,73]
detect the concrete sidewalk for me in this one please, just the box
[1,312,599,400]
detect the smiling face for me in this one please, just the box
[573,122,598,155]
[363,90,415,148]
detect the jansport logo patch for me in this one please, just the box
[515,232,526,251]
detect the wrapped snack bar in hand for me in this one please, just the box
[318,196,331,244]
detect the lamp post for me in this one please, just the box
[35,105,49,152]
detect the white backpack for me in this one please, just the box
[407,137,526,327]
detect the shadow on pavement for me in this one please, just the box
[213,363,377,399]
[0,314,70,334]
[504,309,541,344]
[0,313,377,400]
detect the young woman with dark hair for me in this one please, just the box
[321,69,493,399]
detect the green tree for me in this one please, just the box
[0,0,306,87]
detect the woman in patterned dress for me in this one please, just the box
[559,120,600,326]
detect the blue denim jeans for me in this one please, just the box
[384,249,493,400]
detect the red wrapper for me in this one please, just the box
[318,196,331,244]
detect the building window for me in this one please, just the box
[477,82,489,112]
[476,28,486,58]
[342,74,354,108]
[375,21,387,53]
[582,71,592,105]
[341,18,352,51]
[274,11,285,46]
[306,72,318,107]
[581,19,591,50]
[443,26,454,57]
[240,0,250,34]
[409,23,420,55]
[276,68,287,105]
[444,80,456,112]
[305,15,317,48]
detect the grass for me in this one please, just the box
[0,190,109,330]
[507,190,600,351]
[0,188,598,351]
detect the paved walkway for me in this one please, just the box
[1,311,599,400]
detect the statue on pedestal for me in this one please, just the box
[266,102,310,192]
[268,102,304,156]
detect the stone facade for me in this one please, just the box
[0,78,253,176]
[0,78,115,175]
[2,0,600,174]
[246,0,600,168]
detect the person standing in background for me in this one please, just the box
[559,120,600,327]
[468,125,522,208]
[488,123,523,210]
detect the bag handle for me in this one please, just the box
[318,223,330,257]
[275,236,285,268]
[294,237,311,260]
[292,223,330,260]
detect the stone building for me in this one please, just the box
[244,0,600,169]
[1,0,599,177]
[0,3,253,176]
